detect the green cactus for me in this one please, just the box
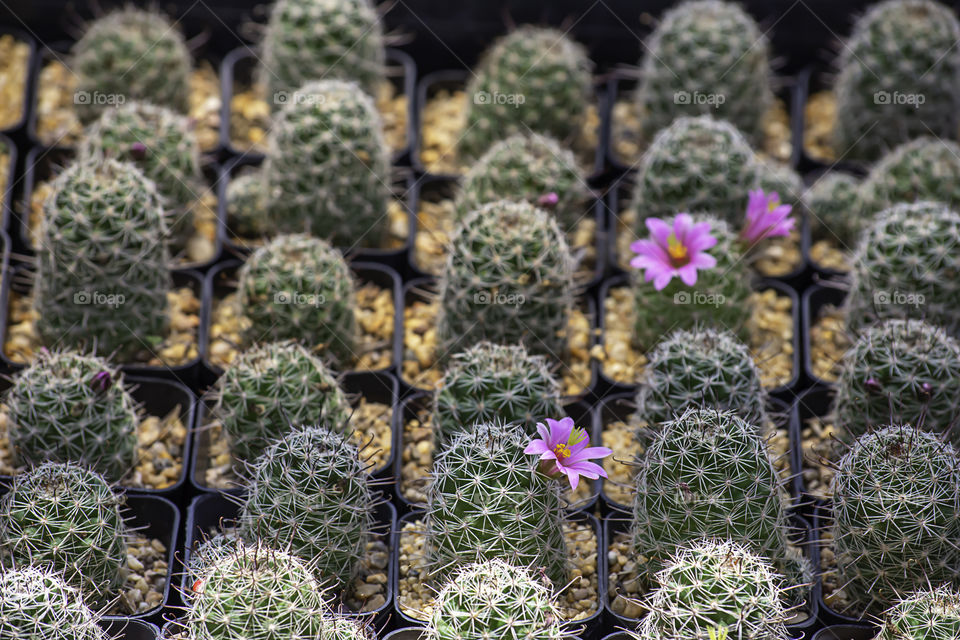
[459,26,593,161]
[436,200,575,361]
[831,425,960,614]
[226,170,268,238]
[433,341,565,446]
[425,422,569,586]
[804,172,862,251]
[319,616,373,640]
[239,425,372,592]
[833,0,960,163]
[753,158,803,206]
[637,0,773,146]
[844,202,960,335]
[427,559,568,640]
[186,534,238,603]
[236,234,359,366]
[33,157,172,360]
[877,586,960,640]
[210,341,352,461]
[263,80,390,246]
[0,566,107,640]
[833,318,960,444]
[455,133,590,233]
[70,7,191,123]
[0,462,128,608]
[4,350,139,482]
[634,539,792,640]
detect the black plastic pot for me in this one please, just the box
[219,47,416,164]
[811,504,870,627]
[182,492,397,623]
[801,282,848,387]
[412,69,608,182]
[391,510,604,640]
[812,625,877,640]
[0,27,36,135]
[391,392,600,515]
[792,385,835,510]
[0,133,17,233]
[199,259,402,379]
[602,509,820,640]
[0,375,196,498]
[799,166,865,281]
[102,619,161,640]
[0,261,206,388]
[190,369,399,493]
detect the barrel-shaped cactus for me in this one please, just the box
[877,586,960,640]
[804,172,862,251]
[0,566,107,640]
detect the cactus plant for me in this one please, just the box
[226,171,268,238]
[455,133,590,233]
[804,172,862,251]
[4,350,139,482]
[0,566,107,640]
[844,202,960,335]
[0,462,128,608]
[319,616,373,640]
[263,80,390,245]
[459,26,593,161]
[427,559,568,640]
[833,0,960,163]
[70,7,191,123]
[637,0,773,145]
[831,425,960,614]
[833,318,960,444]
[433,341,565,446]
[877,586,960,640]
[236,234,359,366]
[753,158,803,206]
[425,422,569,585]
[436,200,575,361]
[33,157,172,360]
[239,425,373,592]
[210,341,352,461]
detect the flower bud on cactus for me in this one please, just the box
[186,534,238,603]
[427,559,569,640]
[834,318,960,444]
[0,566,107,640]
[433,341,565,446]
[0,462,128,608]
[877,586,960,640]
[33,157,172,359]
[456,133,590,233]
[260,0,385,101]
[4,351,139,481]
[237,234,359,366]
[211,341,352,461]
[833,0,960,163]
[830,425,960,614]
[804,172,862,250]
[637,0,773,145]
[263,80,390,246]
[436,200,575,361]
[425,422,568,586]
[70,7,191,123]
[459,27,593,160]
[226,171,268,238]
[239,425,372,592]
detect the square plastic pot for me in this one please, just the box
[0,133,16,233]
[0,26,36,135]
[812,625,877,640]
[799,167,864,281]
[801,283,848,387]
[102,619,160,640]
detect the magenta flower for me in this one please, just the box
[740,189,795,245]
[629,213,718,290]
[524,417,612,490]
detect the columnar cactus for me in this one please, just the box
[455,133,590,233]
[425,422,569,585]
[459,27,593,160]
[0,462,128,608]
[877,586,960,640]
[637,0,773,145]
[635,539,792,640]
[436,200,575,361]
[70,7,191,123]
[833,318,960,444]
[633,328,768,432]
[433,341,565,445]
[833,0,960,163]
[33,157,172,359]
[804,172,861,250]
[260,0,385,100]
[427,559,568,640]
[226,171,268,238]
[831,425,960,614]
[239,425,372,592]
[236,234,359,366]
[844,202,960,335]
[211,341,352,461]
[4,351,139,481]
[263,80,390,245]
[0,566,107,640]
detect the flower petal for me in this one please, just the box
[645,217,673,248]
[524,440,550,455]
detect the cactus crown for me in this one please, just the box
[427,559,569,640]
[804,171,862,250]
[211,341,352,461]
[4,350,139,481]
[0,566,108,640]
[877,586,960,640]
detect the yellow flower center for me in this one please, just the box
[553,443,571,460]
[767,197,781,212]
[667,232,688,265]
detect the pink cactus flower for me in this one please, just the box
[630,213,718,290]
[740,189,795,245]
[524,417,612,490]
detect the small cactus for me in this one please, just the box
[804,172,862,251]
[877,586,960,640]
[319,616,373,640]
[226,171,268,238]
[0,566,107,640]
